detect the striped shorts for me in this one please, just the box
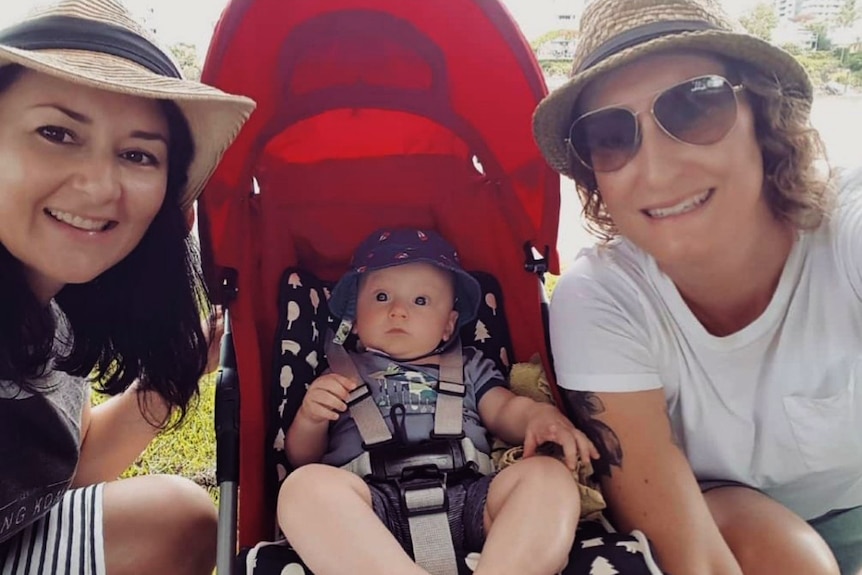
[0,485,105,575]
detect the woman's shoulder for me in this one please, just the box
[555,238,655,303]
[834,165,862,211]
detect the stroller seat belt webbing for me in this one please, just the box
[323,334,470,575]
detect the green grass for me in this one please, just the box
[93,375,218,504]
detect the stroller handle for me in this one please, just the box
[215,308,240,483]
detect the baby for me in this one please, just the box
[277,228,596,575]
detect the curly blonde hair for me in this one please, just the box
[568,56,834,242]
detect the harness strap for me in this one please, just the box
[324,332,466,446]
[340,437,494,478]
[434,345,465,438]
[403,484,459,575]
[325,337,393,446]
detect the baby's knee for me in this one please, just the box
[278,464,358,508]
[517,456,577,486]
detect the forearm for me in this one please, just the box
[575,389,743,575]
[482,390,549,445]
[284,413,330,467]
[73,383,169,486]
[603,452,744,575]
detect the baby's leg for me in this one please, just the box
[474,456,580,575]
[277,464,429,575]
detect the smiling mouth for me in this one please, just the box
[46,208,116,232]
[643,189,714,219]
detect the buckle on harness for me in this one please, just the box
[369,439,468,481]
[397,467,449,517]
[346,384,372,407]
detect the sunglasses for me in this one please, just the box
[566,75,745,173]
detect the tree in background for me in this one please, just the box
[838,0,859,28]
[169,42,202,81]
[531,29,578,77]
[739,2,779,41]
[807,21,834,51]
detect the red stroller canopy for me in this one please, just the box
[199,0,560,545]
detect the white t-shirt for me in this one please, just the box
[550,168,862,521]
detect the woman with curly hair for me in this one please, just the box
[532,0,860,573]
[0,0,254,573]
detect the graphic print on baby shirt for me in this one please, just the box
[369,363,438,413]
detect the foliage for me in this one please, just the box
[530,29,578,51]
[540,60,573,77]
[807,21,834,51]
[838,0,859,28]
[846,51,862,71]
[739,2,778,41]
[544,274,560,298]
[169,42,202,81]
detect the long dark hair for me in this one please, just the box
[0,64,210,425]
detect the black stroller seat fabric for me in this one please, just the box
[239,268,666,574]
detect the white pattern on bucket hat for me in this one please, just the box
[0,0,256,210]
[532,0,811,178]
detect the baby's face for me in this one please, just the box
[354,262,458,360]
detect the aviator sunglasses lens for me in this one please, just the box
[653,75,739,146]
[567,75,740,173]
[569,108,639,173]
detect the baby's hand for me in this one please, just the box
[298,374,357,424]
[523,404,599,470]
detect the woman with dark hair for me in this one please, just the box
[533,0,860,573]
[0,0,254,573]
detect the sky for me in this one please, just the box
[2,0,765,55]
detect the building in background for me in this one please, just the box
[502,0,584,39]
[775,0,850,21]
[774,0,799,19]
[797,0,844,20]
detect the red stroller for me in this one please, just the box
[198,0,663,573]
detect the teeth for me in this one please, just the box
[47,209,111,231]
[646,190,712,219]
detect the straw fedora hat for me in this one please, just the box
[0,0,255,210]
[532,0,812,178]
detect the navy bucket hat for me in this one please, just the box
[329,229,482,331]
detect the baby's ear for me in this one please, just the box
[442,310,459,341]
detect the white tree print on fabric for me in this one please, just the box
[309,289,320,312]
[590,556,620,575]
[273,427,285,451]
[280,563,307,574]
[474,320,490,343]
[287,272,303,289]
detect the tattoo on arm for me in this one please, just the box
[561,389,623,478]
